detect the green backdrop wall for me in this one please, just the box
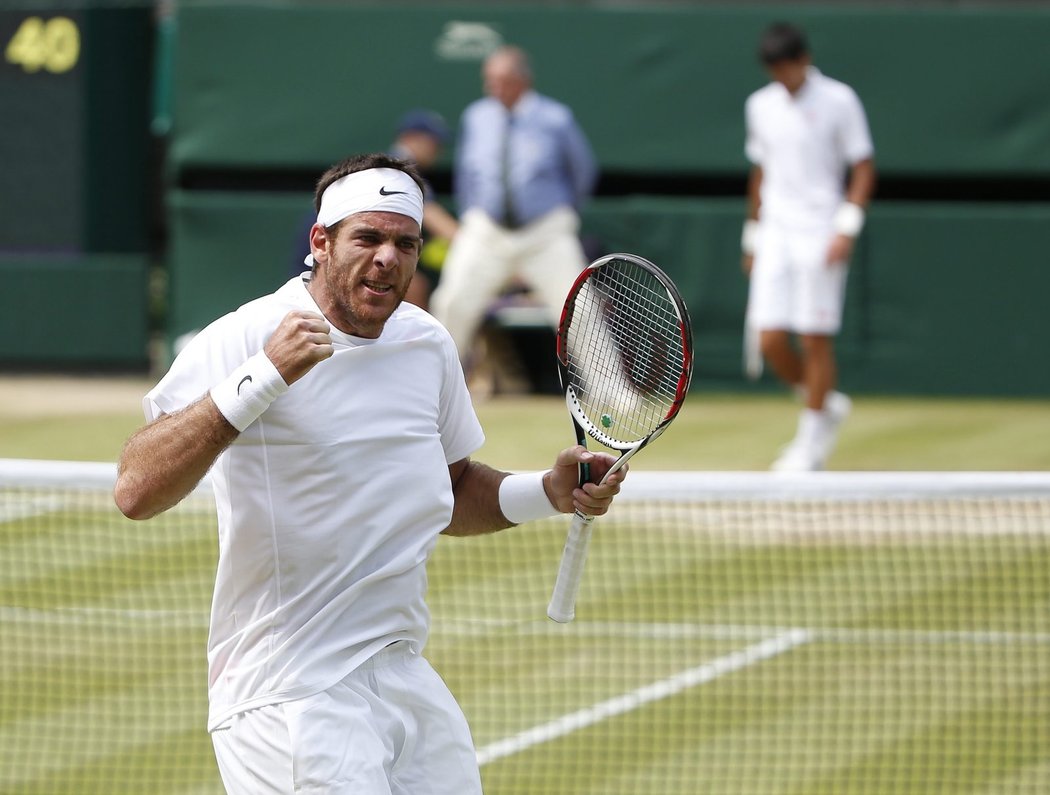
[3,2,1049,395]
[167,191,1050,396]
[160,3,1050,396]
[0,255,150,368]
[168,4,1050,177]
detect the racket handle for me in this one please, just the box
[547,512,595,623]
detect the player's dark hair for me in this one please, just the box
[312,153,426,217]
[758,22,809,66]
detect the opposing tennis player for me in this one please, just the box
[741,22,875,471]
[113,153,626,795]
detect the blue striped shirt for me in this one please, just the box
[454,91,598,227]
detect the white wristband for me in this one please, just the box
[833,202,865,237]
[209,351,289,432]
[741,219,760,255]
[499,471,558,525]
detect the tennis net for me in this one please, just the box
[2,459,1048,794]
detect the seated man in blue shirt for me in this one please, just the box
[389,109,460,310]
[430,45,598,372]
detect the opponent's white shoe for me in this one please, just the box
[772,393,851,472]
[818,391,852,463]
[771,439,825,472]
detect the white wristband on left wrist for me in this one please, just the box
[499,471,558,525]
[209,351,288,432]
[741,219,760,255]
[833,202,866,237]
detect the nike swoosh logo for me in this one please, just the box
[237,375,253,395]
[379,186,408,196]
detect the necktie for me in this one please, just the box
[501,111,518,228]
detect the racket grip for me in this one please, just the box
[547,512,595,623]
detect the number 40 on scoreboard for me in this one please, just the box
[5,16,80,74]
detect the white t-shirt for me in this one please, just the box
[145,276,486,730]
[745,67,874,229]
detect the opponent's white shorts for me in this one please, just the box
[211,642,483,794]
[746,221,848,335]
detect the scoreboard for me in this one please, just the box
[0,7,155,369]
[1,10,84,251]
[0,6,152,254]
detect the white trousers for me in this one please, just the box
[430,206,587,359]
[211,643,483,795]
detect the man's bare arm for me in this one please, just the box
[846,157,877,209]
[114,310,334,520]
[442,447,626,538]
[826,157,877,265]
[114,399,238,520]
[442,458,513,537]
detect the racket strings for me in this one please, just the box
[564,262,688,443]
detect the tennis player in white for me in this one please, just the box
[741,22,876,471]
[113,153,627,794]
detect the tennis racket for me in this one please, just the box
[547,253,694,623]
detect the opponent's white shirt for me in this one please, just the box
[745,67,874,229]
[144,276,485,730]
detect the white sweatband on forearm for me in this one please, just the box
[499,471,559,524]
[741,219,760,255]
[833,202,866,237]
[209,351,289,432]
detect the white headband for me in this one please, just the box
[306,168,425,268]
[317,167,424,228]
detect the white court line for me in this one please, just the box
[475,628,811,767]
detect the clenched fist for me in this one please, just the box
[264,311,334,385]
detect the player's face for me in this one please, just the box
[309,211,421,338]
[767,55,810,95]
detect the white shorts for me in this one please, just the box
[746,221,847,335]
[211,642,483,795]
